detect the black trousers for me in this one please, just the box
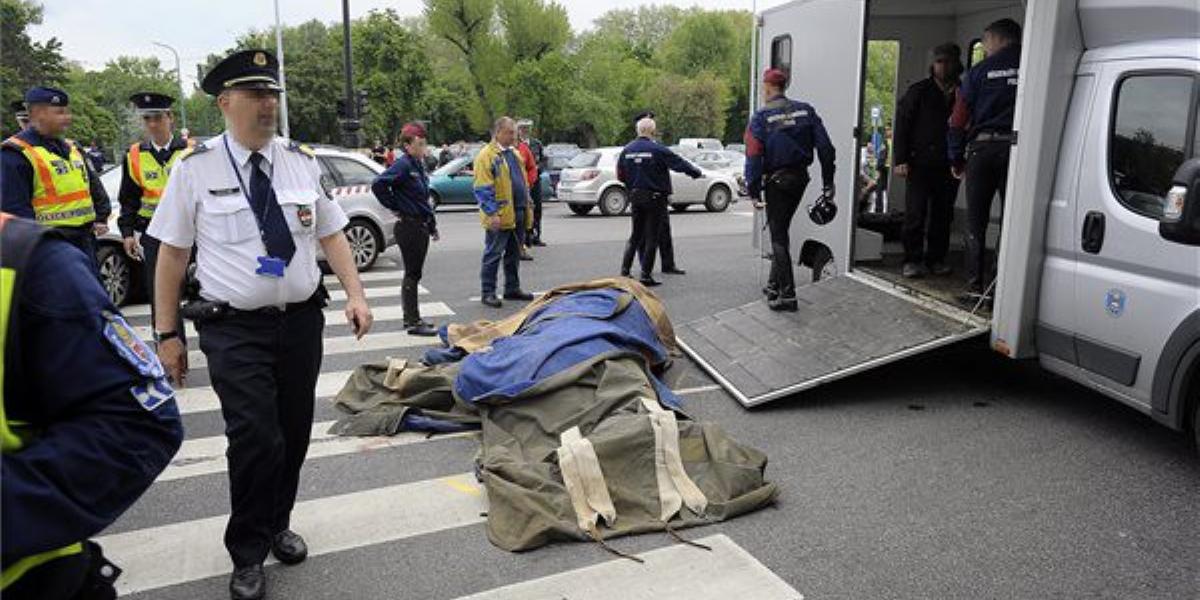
[902,165,959,265]
[528,179,543,242]
[140,233,188,345]
[197,300,324,568]
[622,190,666,277]
[622,201,677,273]
[394,217,430,326]
[765,170,809,298]
[963,140,1011,286]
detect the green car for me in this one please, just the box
[428,155,554,207]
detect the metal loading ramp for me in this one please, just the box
[675,272,990,407]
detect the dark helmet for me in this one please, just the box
[809,193,837,226]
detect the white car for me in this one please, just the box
[556,147,738,216]
[96,143,396,306]
[677,138,725,151]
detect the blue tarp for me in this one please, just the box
[453,289,679,408]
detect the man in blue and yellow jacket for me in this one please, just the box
[473,117,534,308]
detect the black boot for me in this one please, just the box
[229,565,265,600]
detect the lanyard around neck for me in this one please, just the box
[223,135,273,245]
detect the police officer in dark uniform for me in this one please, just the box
[0,212,183,600]
[118,92,191,345]
[149,50,373,600]
[948,18,1022,303]
[1,87,112,266]
[10,100,29,132]
[745,68,836,311]
[372,122,440,337]
[617,115,702,286]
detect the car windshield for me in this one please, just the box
[567,152,600,168]
[548,155,575,169]
[433,156,473,177]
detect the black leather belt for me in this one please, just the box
[230,287,327,317]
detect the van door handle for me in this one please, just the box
[1082,211,1105,254]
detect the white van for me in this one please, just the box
[675,0,1200,449]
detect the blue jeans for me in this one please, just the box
[480,224,522,297]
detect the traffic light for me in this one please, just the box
[356,89,369,116]
[336,98,348,119]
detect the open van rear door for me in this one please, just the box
[676,0,989,407]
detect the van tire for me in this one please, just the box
[598,188,628,216]
[568,203,593,216]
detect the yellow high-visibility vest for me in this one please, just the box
[127,142,184,219]
[1,137,95,228]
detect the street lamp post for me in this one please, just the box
[274,0,291,139]
[152,41,187,130]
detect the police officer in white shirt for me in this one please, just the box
[147,49,373,600]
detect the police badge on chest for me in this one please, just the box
[296,205,313,227]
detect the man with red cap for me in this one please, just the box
[371,122,440,336]
[744,68,836,311]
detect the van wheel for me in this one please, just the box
[568,203,593,216]
[599,188,628,216]
[344,218,382,272]
[96,245,133,307]
[811,246,836,282]
[704,184,731,212]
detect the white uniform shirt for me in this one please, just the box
[148,132,348,310]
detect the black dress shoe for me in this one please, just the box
[620,270,631,277]
[639,277,662,287]
[532,239,547,247]
[230,564,265,600]
[662,268,686,275]
[271,530,307,565]
[405,323,438,337]
[481,295,503,308]
[768,297,799,312]
[503,290,535,301]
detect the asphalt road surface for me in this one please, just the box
[106,198,1199,599]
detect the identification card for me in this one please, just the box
[256,256,286,278]
[297,205,314,227]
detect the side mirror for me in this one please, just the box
[1160,158,1200,246]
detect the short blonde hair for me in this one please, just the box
[636,117,656,137]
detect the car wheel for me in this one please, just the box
[598,188,628,216]
[704,184,731,212]
[568,203,593,216]
[96,244,132,307]
[429,191,441,209]
[344,218,382,272]
[811,246,836,282]
[671,204,689,213]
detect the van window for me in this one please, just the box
[968,39,985,68]
[1109,73,1197,220]
[770,36,792,83]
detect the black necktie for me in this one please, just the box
[248,152,296,264]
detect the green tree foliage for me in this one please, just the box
[352,10,434,144]
[497,0,570,62]
[642,72,729,142]
[425,0,498,124]
[863,40,899,132]
[0,0,68,107]
[589,6,687,64]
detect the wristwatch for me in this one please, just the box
[154,330,180,343]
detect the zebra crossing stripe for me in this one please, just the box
[175,370,352,415]
[133,302,454,342]
[454,534,803,600]
[185,327,445,370]
[159,420,476,482]
[97,473,486,596]
[120,272,417,319]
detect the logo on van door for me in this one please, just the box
[1104,289,1127,318]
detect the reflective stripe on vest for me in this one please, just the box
[128,143,183,219]
[0,213,87,589]
[3,137,95,228]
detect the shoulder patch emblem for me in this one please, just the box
[131,378,175,412]
[101,310,166,380]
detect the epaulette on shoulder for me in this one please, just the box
[286,140,316,159]
[180,143,212,161]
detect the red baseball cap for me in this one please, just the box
[400,122,426,139]
[763,68,788,86]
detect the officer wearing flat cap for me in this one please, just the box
[745,68,836,311]
[147,49,374,600]
[1,87,113,267]
[119,92,191,347]
[617,112,702,286]
[10,100,29,132]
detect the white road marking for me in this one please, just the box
[139,301,453,347]
[325,269,407,283]
[174,370,355,415]
[98,473,486,596]
[184,326,445,370]
[468,291,549,302]
[455,534,803,600]
[159,421,475,482]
